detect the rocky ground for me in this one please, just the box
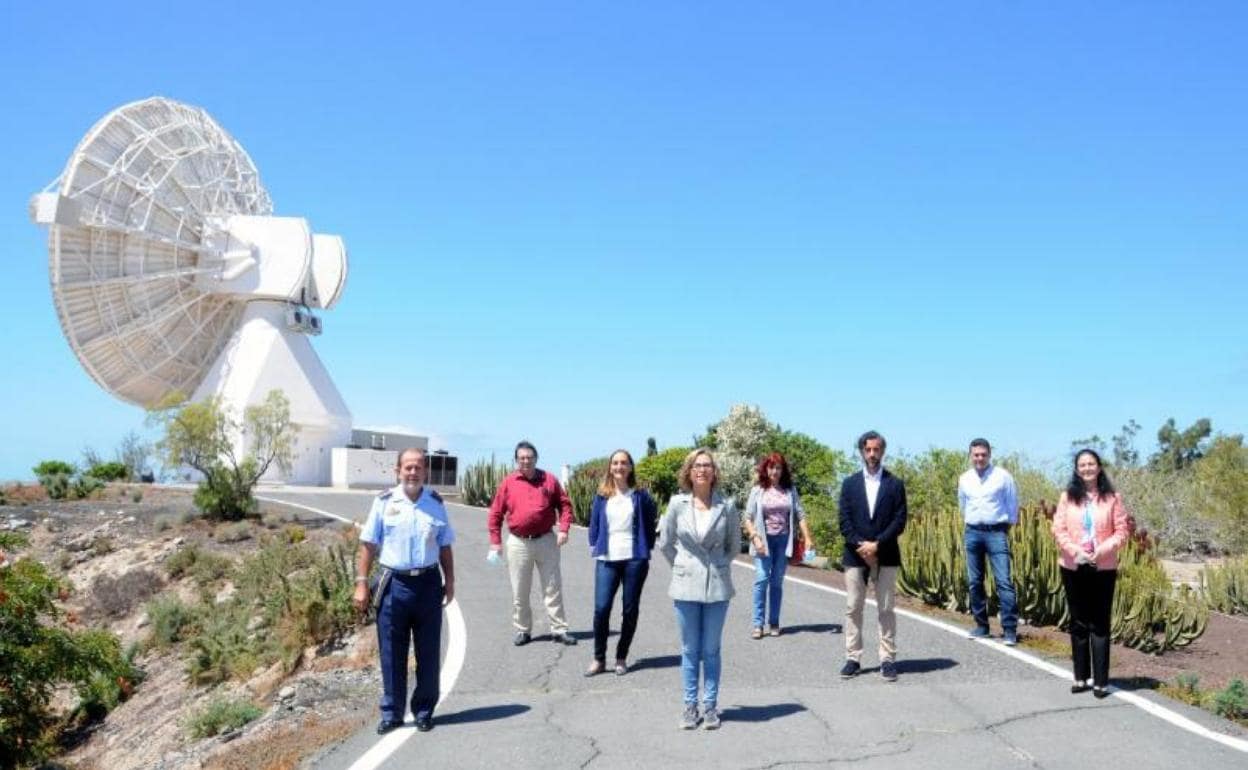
[2,485,380,770]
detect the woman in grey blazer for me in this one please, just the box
[657,448,739,731]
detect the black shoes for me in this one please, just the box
[881,661,898,682]
[552,632,578,646]
[376,719,403,735]
[839,660,861,679]
[1071,681,1092,694]
[415,715,434,732]
[1093,687,1110,699]
[513,631,532,646]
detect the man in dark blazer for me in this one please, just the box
[838,430,908,682]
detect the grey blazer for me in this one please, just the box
[745,485,805,558]
[658,492,739,603]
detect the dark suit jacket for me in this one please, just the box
[839,469,908,569]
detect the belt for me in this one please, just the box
[511,531,550,540]
[383,565,438,576]
[966,522,1009,531]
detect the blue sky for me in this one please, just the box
[2,2,1244,482]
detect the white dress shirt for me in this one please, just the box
[864,466,883,519]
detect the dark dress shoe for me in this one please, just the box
[415,715,434,732]
[376,719,403,735]
[881,661,898,681]
[1093,687,1110,699]
[839,660,861,679]
[1071,681,1091,694]
[552,632,578,646]
[513,631,532,646]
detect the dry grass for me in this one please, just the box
[204,714,367,770]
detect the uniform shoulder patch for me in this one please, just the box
[429,490,444,503]
[376,489,393,500]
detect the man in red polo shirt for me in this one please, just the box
[488,440,577,646]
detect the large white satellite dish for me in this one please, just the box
[30,96,351,485]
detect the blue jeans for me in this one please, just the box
[592,558,650,662]
[752,532,789,627]
[673,600,728,707]
[965,525,1018,633]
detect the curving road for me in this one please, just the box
[257,491,1248,770]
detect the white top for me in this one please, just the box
[692,499,714,539]
[602,492,636,561]
[957,465,1019,526]
[864,466,883,519]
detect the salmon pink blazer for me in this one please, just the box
[1051,491,1131,571]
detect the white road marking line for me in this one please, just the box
[752,563,1248,753]
[255,495,469,769]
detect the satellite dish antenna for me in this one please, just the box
[29,96,351,484]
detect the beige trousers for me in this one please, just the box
[844,565,898,664]
[506,531,568,634]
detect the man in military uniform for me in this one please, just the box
[353,447,456,734]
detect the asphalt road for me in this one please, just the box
[256,490,1248,770]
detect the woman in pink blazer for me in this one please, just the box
[1051,449,1131,699]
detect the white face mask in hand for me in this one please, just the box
[485,549,502,566]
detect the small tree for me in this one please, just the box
[155,390,298,520]
[0,532,139,766]
[1152,417,1213,471]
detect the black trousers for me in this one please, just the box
[1060,566,1117,687]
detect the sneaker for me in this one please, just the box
[767,626,781,637]
[881,661,898,682]
[1002,631,1018,647]
[551,632,578,646]
[968,626,991,639]
[679,703,700,730]
[839,660,860,679]
[702,706,721,730]
[513,631,531,647]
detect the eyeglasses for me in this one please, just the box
[692,462,714,470]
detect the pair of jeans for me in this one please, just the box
[964,525,1019,633]
[1060,566,1117,687]
[592,558,650,662]
[673,599,728,707]
[752,532,789,627]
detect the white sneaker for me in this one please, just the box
[679,704,699,730]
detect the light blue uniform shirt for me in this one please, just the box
[361,484,455,570]
[957,465,1019,526]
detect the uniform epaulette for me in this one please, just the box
[376,489,393,500]
[429,490,444,503]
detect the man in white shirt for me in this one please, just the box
[957,438,1020,646]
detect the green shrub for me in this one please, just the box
[86,461,130,481]
[193,459,259,521]
[185,695,263,739]
[42,472,71,500]
[1201,556,1248,615]
[1212,678,1248,721]
[146,595,198,648]
[33,460,76,477]
[72,473,106,500]
[567,457,609,527]
[284,524,306,544]
[1111,538,1208,653]
[216,522,252,544]
[802,493,844,566]
[164,545,235,585]
[0,532,140,767]
[460,455,510,507]
[636,447,690,508]
[131,489,144,503]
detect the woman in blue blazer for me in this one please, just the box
[585,449,659,677]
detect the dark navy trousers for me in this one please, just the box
[376,569,443,721]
